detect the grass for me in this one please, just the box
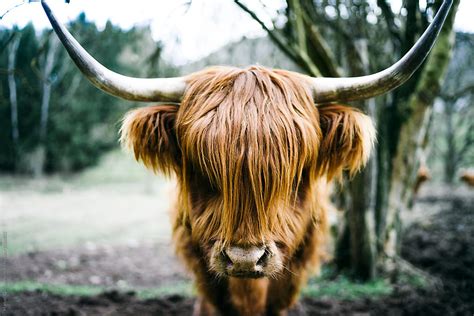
[1,271,392,301]
[0,150,158,192]
[302,266,393,300]
[70,150,166,188]
[0,280,194,299]
[2,149,174,256]
[0,281,103,297]
[401,273,428,288]
[135,282,194,299]
[2,264,393,301]
[303,276,392,300]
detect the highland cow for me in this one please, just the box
[41,0,453,314]
[121,66,375,314]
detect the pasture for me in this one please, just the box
[1,150,473,315]
[0,0,472,314]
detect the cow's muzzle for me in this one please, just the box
[210,242,282,278]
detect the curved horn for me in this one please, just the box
[41,0,186,102]
[311,0,453,104]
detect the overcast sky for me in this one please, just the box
[0,0,472,65]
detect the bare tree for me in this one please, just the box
[7,32,21,166]
[235,0,460,279]
[39,34,60,143]
[29,32,60,176]
[440,88,474,183]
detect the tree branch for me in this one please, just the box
[0,32,17,55]
[403,0,420,54]
[288,0,307,54]
[234,0,320,76]
[376,0,402,49]
[454,124,474,164]
[233,1,297,62]
[441,84,474,101]
[301,14,342,77]
[0,1,28,20]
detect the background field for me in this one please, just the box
[2,150,174,256]
[1,2,472,313]
[2,150,473,315]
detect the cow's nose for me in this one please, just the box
[223,245,268,273]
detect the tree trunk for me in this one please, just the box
[336,0,459,278]
[347,158,377,279]
[39,35,60,143]
[236,0,460,280]
[336,39,377,280]
[381,0,459,273]
[34,35,60,177]
[8,34,21,168]
[444,101,456,184]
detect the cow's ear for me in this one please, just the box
[317,105,376,180]
[120,104,180,175]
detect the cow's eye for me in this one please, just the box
[295,168,310,201]
[187,177,218,217]
[187,163,221,212]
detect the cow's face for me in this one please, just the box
[121,66,375,278]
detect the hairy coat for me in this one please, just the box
[121,66,375,315]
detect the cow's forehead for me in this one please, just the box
[176,66,321,203]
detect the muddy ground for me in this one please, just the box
[2,190,473,315]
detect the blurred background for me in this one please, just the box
[1,0,473,314]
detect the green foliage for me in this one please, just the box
[0,16,176,174]
[302,266,393,300]
[303,277,392,300]
[135,282,194,299]
[0,280,194,298]
[396,272,429,289]
[0,281,103,297]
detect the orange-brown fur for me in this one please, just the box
[121,66,375,315]
[460,170,474,187]
[413,165,431,195]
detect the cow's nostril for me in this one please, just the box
[222,251,233,267]
[224,245,267,271]
[256,249,269,266]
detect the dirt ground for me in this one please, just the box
[5,241,190,289]
[2,187,474,315]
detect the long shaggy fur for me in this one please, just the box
[120,104,179,175]
[177,66,322,248]
[318,104,376,179]
[119,65,376,315]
